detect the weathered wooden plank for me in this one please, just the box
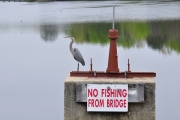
[76,83,144,103]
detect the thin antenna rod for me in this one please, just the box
[113,5,115,29]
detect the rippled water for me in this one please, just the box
[0,1,180,120]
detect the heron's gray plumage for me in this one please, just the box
[72,48,85,66]
[65,36,85,70]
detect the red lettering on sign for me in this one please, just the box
[88,99,104,108]
[123,89,127,97]
[124,99,126,108]
[99,99,104,107]
[117,89,122,97]
[88,89,98,97]
[107,99,127,108]
[107,99,109,107]
[111,90,114,97]
[101,89,104,97]
[95,99,99,107]
[107,89,110,97]
[88,89,93,97]
[120,99,123,107]
[101,89,128,97]
[93,89,98,97]
[88,99,91,107]
[88,85,128,111]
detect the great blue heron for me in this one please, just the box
[63,35,85,71]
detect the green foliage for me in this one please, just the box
[69,21,150,49]
[165,40,180,53]
[116,22,150,48]
[147,35,167,49]
[70,23,111,45]
[26,0,36,2]
[146,20,180,53]
[67,20,180,53]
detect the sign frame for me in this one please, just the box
[87,84,128,112]
[76,83,144,103]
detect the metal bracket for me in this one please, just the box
[76,83,144,103]
[124,71,127,78]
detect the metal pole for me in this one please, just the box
[113,5,115,29]
[90,58,92,71]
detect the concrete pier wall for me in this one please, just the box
[64,76,155,120]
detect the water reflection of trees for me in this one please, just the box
[147,35,167,50]
[40,24,59,42]
[146,20,180,54]
[38,20,180,54]
[67,20,180,54]
[70,22,149,48]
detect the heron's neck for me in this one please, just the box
[69,37,74,53]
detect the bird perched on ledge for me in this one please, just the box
[63,35,85,71]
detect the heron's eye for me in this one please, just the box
[74,49,76,52]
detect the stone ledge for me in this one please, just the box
[64,74,156,120]
[65,75,155,84]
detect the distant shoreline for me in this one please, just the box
[1,0,109,2]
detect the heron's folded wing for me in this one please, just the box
[73,48,85,66]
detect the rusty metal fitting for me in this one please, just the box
[108,29,119,39]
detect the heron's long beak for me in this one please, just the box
[63,36,69,38]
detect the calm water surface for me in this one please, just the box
[0,1,180,120]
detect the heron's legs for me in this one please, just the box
[77,62,79,71]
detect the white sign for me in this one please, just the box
[87,84,128,112]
